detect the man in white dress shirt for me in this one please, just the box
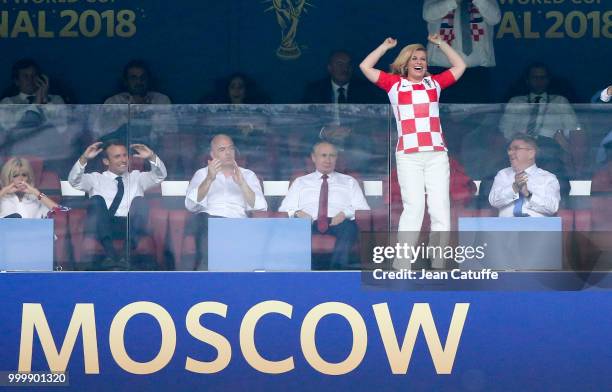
[68,140,167,269]
[423,0,501,68]
[104,60,171,105]
[499,63,578,141]
[99,60,176,151]
[279,141,370,269]
[185,134,267,269]
[489,134,560,217]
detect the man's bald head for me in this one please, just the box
[210,134,236,167]
[210,134,233,150]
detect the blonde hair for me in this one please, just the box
[0,157,34,188]
[390,44,427,77]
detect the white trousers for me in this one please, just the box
[394,151,450,270]
[396,151,450,231]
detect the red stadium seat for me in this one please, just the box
[168,209,195,270]
[38,171,61,193]
[51,210,70,269]
[68,203,168,269]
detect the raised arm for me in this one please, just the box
[68,142,102,192]
[474,0,501,24]
[359,38,397,84]
[427,33,466,81]
[131,144,167,190]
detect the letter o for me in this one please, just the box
[300,302,367,375]
[109,302,176,374]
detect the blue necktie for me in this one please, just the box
[513,194,529,217]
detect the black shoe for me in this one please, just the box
[109,257,129,271]
[98,256,129,271]
[94,256,116,271]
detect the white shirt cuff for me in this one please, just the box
[601,87,611,103]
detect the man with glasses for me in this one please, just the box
[489,134,560,217]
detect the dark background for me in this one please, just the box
[1,0,609,104]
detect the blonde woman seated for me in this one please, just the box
[0,157,58,218]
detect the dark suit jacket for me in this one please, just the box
[301,77,386,104]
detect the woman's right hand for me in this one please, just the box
[381,37,397,50]
[0,183,18,197]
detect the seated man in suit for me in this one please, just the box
[302,50,384,104]
[68,140,167,270]
[499,64,578,190]
[279,141,370,269]
[489,134,560,217]
[499,63,578,142]
[185,134,267,270]
[303,51,385,162]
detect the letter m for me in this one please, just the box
[18,303,99,374]
[373,303,469,374]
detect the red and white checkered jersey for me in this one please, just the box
[376,70,456,154]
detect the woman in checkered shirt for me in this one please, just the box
[360,35,466,269]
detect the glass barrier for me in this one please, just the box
[0,104,130,271]
[129,104,391,271]
[0,103,611,273]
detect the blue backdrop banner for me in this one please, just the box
[2,0,610,103]
[1,272,611,391]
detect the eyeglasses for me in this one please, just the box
[507,146,534,152]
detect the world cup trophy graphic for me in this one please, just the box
[267,0,312,60]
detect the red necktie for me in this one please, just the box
[317,174,329,233]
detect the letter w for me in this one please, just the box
[18,303,99,374]
[373,303,469,374]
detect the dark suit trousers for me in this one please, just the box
[312,218,358,269]
[86,195,149,260]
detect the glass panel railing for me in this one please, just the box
[385,102,612,274]
[0,104,130,271]
[129,103,390,271]
[0,103,610,273]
